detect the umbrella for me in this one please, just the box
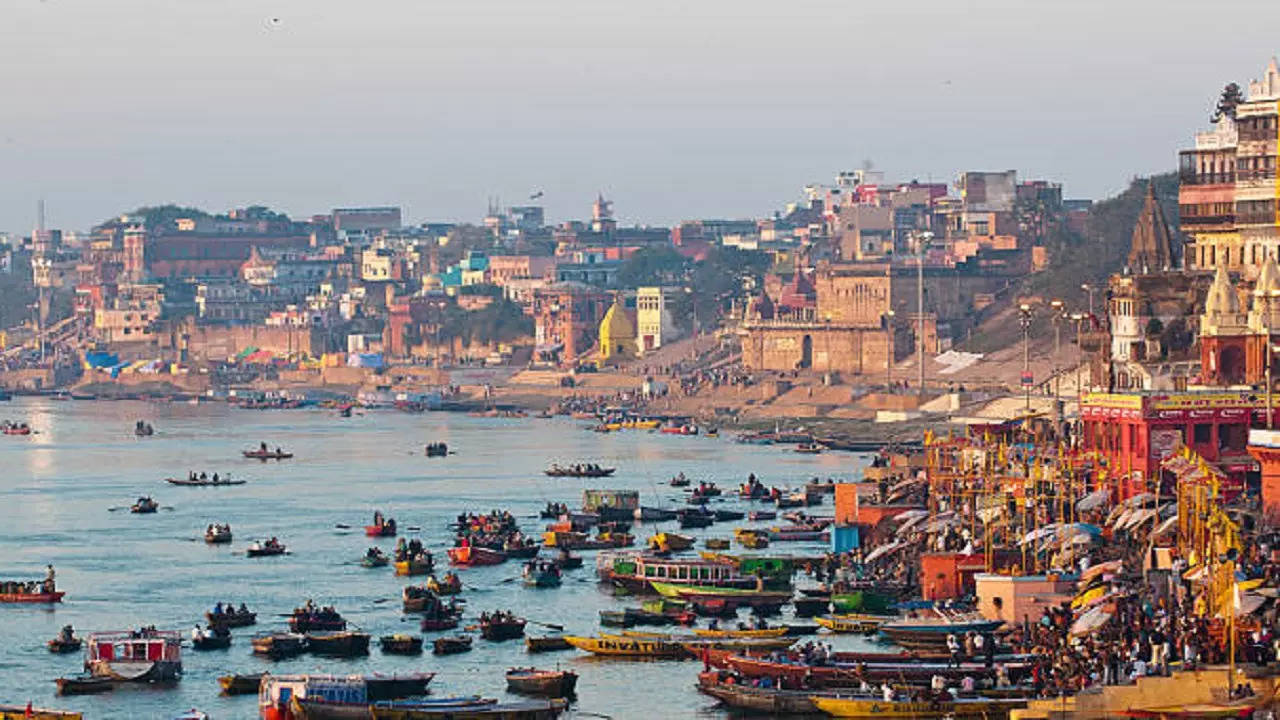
[1070,606,1112,636]
[1060,522,1103,537]
[863,541,905,564]
[892,509,929,524]
[1076,489,1110,512]
[1122,492,1156,508]
[889,477,926,495]
[1080,559,1123,583]
[1019,523,1062,546]
[921,512,960,534]
[1121,508,1157,531]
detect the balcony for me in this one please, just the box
[1178,171,1235,186]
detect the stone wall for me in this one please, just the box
[741,324,892,375]
[185,324,323,362]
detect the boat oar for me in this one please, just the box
[335,523,351,529]
[528,620,565,632]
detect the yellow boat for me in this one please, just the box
[691,627,788,638]
[649,532,695,553]
[621,419,661,429]
[564,634,686,658]
[393,559,433,576]
[0,708,81,720]
[814,614,887,634]
[810,696,1026,718]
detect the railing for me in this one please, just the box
[1178,171,1236,186]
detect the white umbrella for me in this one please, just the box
[863,540,905,564]
[892,509,929,524]
[1019,523,1062,546]
[1122,492,1156,508]
[1076,489,1110,512]
[1070,606,1112,636]
[1151,515,1178,537]
[1121,507,1157,531]
[921,512,959,534]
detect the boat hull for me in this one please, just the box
[448,547,507,566]
[0,591,64,603]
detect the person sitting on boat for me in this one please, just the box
[59,624,75,642]
[199,472,207,480]
[192,624,206,642]
[213,601,224,616]
[211,473,219,483]
[260,441,268,452]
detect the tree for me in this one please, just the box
[1212,82,1245,123]
[616,246,689,288]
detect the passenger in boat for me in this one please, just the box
[213,602,224,615]
[199,472,207,480]
[192,624,206,642]
[59,624,74,642]
[374,510,384,527]
[212,473,219,483]
[260,441,268,452]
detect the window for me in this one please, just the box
[1193,423,1211,444]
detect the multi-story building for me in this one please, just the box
[634,286,682,353]
[531,282,610,363]
[332,207,402,234]
[487,255,556,285]
[1180,58,1280,276]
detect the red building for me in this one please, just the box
[532,282,609,364]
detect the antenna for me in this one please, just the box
[37,198,45,233]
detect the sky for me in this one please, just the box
[1,0,1278,231]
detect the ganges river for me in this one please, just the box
[0,398,881,719]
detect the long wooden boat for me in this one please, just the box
[432,636,473,655]
[289,611,347,633]
[0,705,82,720]
[563,635,686,658]
[793,597,829,617]
[697,671,821,714]
[247,543,287,557]
[815,614,887,634]
[206,609,256,628]
[726,655,1021,687]
[242,449,293,460]
[48,637,82,654]
[0,590,64,603]
[810,695,1027,718]
[205,527,233,544]
[306,631,370,657]
[650,581,791,605]
[167,477,246,486]
[691,627,789,638]
[525,636,571,653]
[394,558,435,576]
[505,668,578,697]
[366,523,397,537]
[367,672,436,701]
[648,532,695,553]
[480,617,527,641]
[219,672,264,695]
[380,634,424,655]
[543,466,615,477]
[252,631,307,659]
[447,546,507,566]
[192,632,232,650]
[368,699,568,720]
[878,617,1004,646]
[55,676,113,696]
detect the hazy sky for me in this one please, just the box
[2,0,1278,231]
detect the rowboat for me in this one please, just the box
[677,510,714,529]
[447,546,507,567]
[246,542,287,557]
[427,574,463,595]
[563,635,686,658]
[306,630,371,657]
[192,632,232,650]
[432,636,473,655]
[747,510,777,521]
[131,497,159,513]
[765,527,829,542]
[691,627,789,638]
[704,538,731,550]
[525,636,572,652]
[648,532,695,553]
[166,477,246,486]
[878,616,1004,646]
[380,634,424,655]
[543,466,616,477]
[830,590,897,614]
[55,676,113,696]
[367,672,436,700]
[713,509,745,522]
[815,614,886,634]
[366,523,397,537]
[362,551,390,568]
[251,631,307,659]
[697,671,821,714]
[726,655,1021,687]
[505,668,578,697]
[242,449,292,460]
[48,637,82,654]
[480,616,527,641]
[205,526,232,544]
[395,558,435,576]
[736,530,770,549]
[219,672,264,695]
[522,565,562,588]
[0,590,64,603]
[368,699,568,719]
[0,705,83,720]
[810,695,1027,718]
[206,609,256,628]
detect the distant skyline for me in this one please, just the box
[2,0,1279,231]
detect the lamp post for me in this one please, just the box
[1069,312,1086,400]
[915,231,933,395]
[1050,299,1064,406]
[1019,303,1033,411]
[1081,283,1096,319]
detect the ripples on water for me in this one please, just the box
[0,398,878,719]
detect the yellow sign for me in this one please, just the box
[1081,392,1143,410]
[1148,392,1255,411]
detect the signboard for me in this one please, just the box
[1148,392,1256,411]
[1081,393,1144,411]
[1020,371,1034,387]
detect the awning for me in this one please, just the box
[1076,489,1110,512]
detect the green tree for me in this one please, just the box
[616,246,689,287]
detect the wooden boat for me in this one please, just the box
[736,530,770,549]
[525,636,572,653]
[522,565,562,588]
[362,550,390,568]
[48,637,82,654]
[0,706,82,720]
[131,497,159,513]
[206,609,256,628]
[192,632,232,650]
[480,616,527,641]
[815,614,887,634]
[289,609,347,633]
[766,526,829,542]
[366,523,397,537]
[246,542,287,557]
[0,589,64,603]
[306,630,371,657]
[810,695,1027,718]
[505,542,541,559]
[747,510,777,521]
[252,631,307,658]
[669,475,691,487]
[550,552,582,570]
[426,574,462,595]
[420,614,461,632]
[564,635,685,658]
[167,477,246,486]
[650,581,792,606]
[505,668,578,697]
[878,616,1004,646]
[242,448,293,460]
[830,590,897,614]
[3,424,31,436]
[447,546,507,566]
[635,506,679,521]
[55,676,113,696]
[394,558,435,576]
[219,672,264,695]
[380,634,424,655]
[599,609,635,628]
[704,538,730,550]
[784,623,821,636]
[697,671,821,714]
[648,532,695,553]
[795,443,826,454]
[792,597,829,617]
[677,510,713,529]
[432,636,473,655]
[368,672,436,700]
[691,627,789,638]
[726,655,1020,687]
[543,466,615,478]
[204,526,233,544]
[660,424,698,435]
[368,699,568,720]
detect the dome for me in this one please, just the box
[600,298,635,340]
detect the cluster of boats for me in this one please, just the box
[168,472,244,487]
[2,420,31,435]
[543,463,614,477]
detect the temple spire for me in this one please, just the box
[1128,183,1177,273]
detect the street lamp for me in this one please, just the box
[1050,299,1064,406]
[1069,312,1086,400]
[1019,303,1034,411]
[1081,283,1096,318]
[883,309,896,389]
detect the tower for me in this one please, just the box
[1128,183,1177,273]
[1200,265,1251,385]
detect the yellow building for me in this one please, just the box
[598,296,638,364]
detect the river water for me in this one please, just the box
[0,398,879,719]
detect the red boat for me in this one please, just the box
[0,590,64,603]
[3,426,31,436]
[365,524,396,537]
[660,425,698,436]
[447,546,507,566]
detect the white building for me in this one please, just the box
[636,286,683,354]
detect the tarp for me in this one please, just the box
[347,352,385,369]
[1076,489,1110,512]
[1070,606,1112,636]
[235,346,258,361]
[84,351,120,368]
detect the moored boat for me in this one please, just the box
[367,699,567,720]
[252,631,307,659]
[306,630,371,657]
[704,537,731,550]
[0,705,83,719]
[563,634,685,658]
[432,636,473,655]
[697,670,821,714]
[368,672,436,700]
[447,546,507,567]
[479,614,526,641]
[55,676,113,696]
[380,634,424,655]
[648,532,695,553]
[206,607,256,628]
[505,668,578,697]
[650,581,792,606]
[815,614,887,634]
[192,630,232,650]
[525,636,572,653]
[84,629,182,682]
[219,672,264,695]
[242,448,292,460]
[809,695,1027,718]
[691,627,789,639]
